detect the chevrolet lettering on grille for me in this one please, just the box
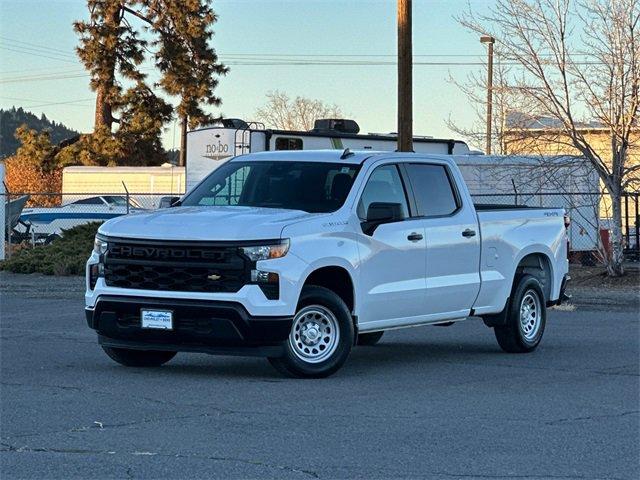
[109,245,223,261]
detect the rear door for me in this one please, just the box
[403,162,481,318]
[355,163,427,328]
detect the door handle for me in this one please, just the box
[462,228,476,238]
[407,232,423,242]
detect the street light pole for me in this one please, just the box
[397,0,413,152]
[480,35,495,155]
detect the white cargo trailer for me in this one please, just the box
[62,164,185,208]
[186,118,471,190]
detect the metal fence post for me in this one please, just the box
[624,193,630,251]
[4,187,11,260]
[635,193,640,261]
[122,181,130,215]
[1,192,6,261]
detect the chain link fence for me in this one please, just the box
[2,192,182,257]
[2,189,639,260]
[472,191,639,259]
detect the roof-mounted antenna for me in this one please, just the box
[340,148,354,160]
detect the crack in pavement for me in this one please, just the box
[1,441,622,480]
[5,381,639,442]
[545,410,639,426]
[434,358,640,378]
[0,442,320,479]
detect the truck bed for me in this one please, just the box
[472,206,568,315]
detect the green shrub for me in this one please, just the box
[1,222,101,276]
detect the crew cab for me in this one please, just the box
[85,150,570,377]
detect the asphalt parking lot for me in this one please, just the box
[1,272,638,479]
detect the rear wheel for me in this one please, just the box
[102,346,176,367]
[357,331,384,346]
[268,286,353,378]
[494,274,546,353]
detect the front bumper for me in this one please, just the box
[87,295,293,357]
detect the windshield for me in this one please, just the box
[103,196,143,209]
[182,161,360,213]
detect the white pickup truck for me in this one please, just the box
[85,150,570,377]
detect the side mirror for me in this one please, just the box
[362,202,404,235]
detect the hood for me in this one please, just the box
[98,206,317,241]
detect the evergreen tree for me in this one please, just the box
[0,108,78,158]
[73,0,227,166]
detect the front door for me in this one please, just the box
[356,164,427,330]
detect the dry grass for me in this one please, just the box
[569,264,640,290]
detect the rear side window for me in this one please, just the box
[275,137,303,150]
[405,164,459,217]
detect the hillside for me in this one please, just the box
[0,107,79,158]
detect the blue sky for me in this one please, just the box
[0,0,494,150]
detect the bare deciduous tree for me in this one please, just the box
[447,57,529,154]
[458,0,639,276]
[255,91,342,131]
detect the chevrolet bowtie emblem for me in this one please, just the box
[207,274,221,281]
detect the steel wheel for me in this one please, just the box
[519,290,541,341]
[289,305,340,364]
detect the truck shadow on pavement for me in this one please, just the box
[95,339,512,380]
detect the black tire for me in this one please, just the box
[357,331,384,346]
[102,346,176,367]
[494,274,546,353]
[268,286,354,378]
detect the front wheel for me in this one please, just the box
[494,274,546,353]
[268,286,354,378]
[102,346,176,367]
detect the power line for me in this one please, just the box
[0,36,77,57]
[221,52,597,58]
[0,46,78,64]
[0,71,90,84]
[0,96,95,108]
[0,58,608,84]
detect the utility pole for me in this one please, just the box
[397,0,413,152]
[480,35,495,155]
[178,116,187,167]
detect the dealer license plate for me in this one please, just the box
[141,309,173,330]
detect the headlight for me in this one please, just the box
[240,239,289,262]
[93,236,108,255]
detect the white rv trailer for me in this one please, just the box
[185,118,471,190]
[454,154,600,252]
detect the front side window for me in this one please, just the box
[182,161,359,213]
[357,164,409,220]
[405,164,459,217]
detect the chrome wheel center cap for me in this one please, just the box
[302,324,321,344]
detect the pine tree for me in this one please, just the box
[73,0,227,166]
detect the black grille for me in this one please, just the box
[104,240,249,293]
